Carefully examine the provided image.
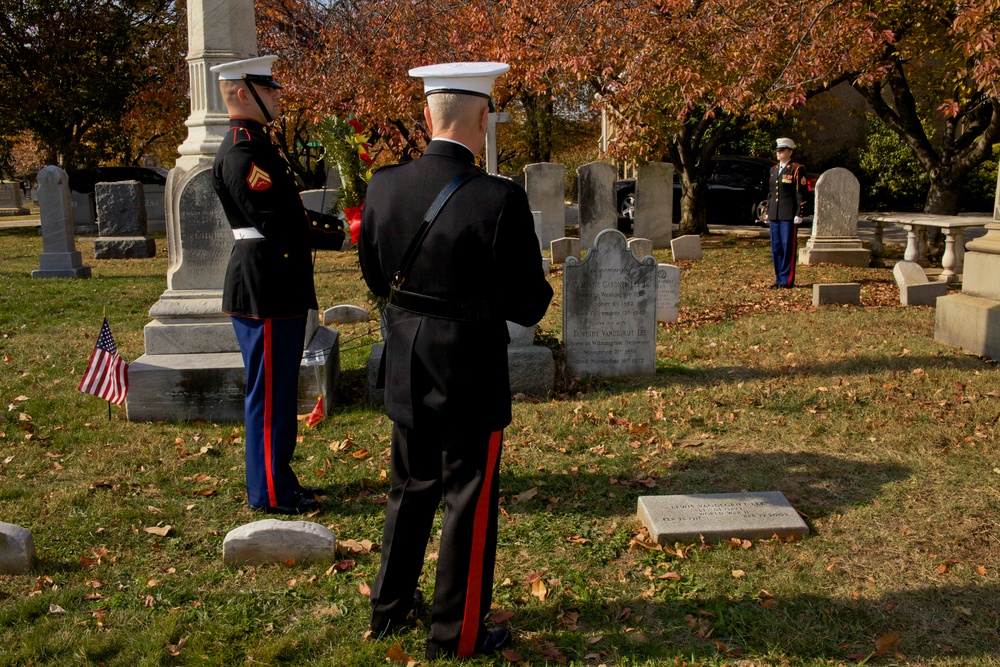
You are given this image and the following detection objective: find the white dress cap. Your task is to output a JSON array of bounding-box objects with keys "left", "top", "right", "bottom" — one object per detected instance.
[
  {"left": 210, "top": 55, "right": 281, "bottom": 87},
  {"left": 408, "top": 62, "right": 511, "bottom": 97},
  {"left": 776, "top": 137, "right": 796, "bottom": 150}
]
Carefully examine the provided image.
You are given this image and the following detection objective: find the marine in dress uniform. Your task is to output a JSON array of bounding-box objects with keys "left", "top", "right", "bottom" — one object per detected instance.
[
  {"left": 210, "top": 56, "right": 347, "bottom": 515},
  {"left": 766, "top": 137, "right": 809, "bottom": 288},
  {"left": 358, "top": 62, "right": 553, "bottom": 659}
]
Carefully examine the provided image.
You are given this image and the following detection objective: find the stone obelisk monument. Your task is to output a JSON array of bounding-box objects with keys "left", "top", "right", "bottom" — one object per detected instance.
[{"left": 127, "top": 0, "right": 337, "bottom": 421}]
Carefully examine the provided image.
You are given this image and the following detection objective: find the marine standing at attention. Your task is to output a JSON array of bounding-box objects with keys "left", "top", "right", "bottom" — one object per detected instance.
[
  {"left": 210, "top": 55, "right": 347, "bottom": 515},
  {"left": 766, "top": 137, "right": 809, "bottom": 289},
  {"left": 358, "top": 62, "right": 553, "bottom": 659}
]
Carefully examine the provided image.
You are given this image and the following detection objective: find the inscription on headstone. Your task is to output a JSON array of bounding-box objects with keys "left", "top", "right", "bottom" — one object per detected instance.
[
  {"left": 168, "top": 168, "right": 233, "bottom": 291},
  {"left": 563, "top": 229, "right": 656, "bottom": 377},
  {"left": 638, "top": 491, "right": 809, "bottom": 544},
  {"left": 656, "top": 263, "right": 680, "bottom": 324}
]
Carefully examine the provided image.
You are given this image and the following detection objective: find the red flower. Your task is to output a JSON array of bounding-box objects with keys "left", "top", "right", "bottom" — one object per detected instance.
[{"left": 348, "top": 119, "right": 364, "bottom": 133}]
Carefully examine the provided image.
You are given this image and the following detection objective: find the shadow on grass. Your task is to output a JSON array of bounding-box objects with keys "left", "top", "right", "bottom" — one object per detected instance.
[
  {"left": 476, "top": 583, "right": 1000, "bottom": 665},
  {"left": 462, "top": 451, "right": 908, "bottom": 524}
]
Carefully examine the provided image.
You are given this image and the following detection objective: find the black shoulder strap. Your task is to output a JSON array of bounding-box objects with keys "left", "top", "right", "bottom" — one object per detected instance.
[{"left": 392, "top": 171, "right": 482, "bottom": 288}]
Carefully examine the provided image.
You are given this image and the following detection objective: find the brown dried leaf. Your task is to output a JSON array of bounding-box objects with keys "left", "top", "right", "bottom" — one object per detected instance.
[
  {"left": 874, "top": 633, "right": 901, "bottom": 656},
  {"left": 501, "top": 649, "right": 523, "bottom": 662},
  {"left": 489, "top": 611, "right": 514, "bottom": 623},
  {"left": 514, "top": 487, "right": 538, "bottom": 503},
  {"left": 143, "top": 525, "right": 171, "bottom": 537},
  {"left": 531, "top": 577, "right": 548, "bottom": 601},
  {"left": 166, "top": 637, "right": 187, "bottom": 657},
  {"left": 359, "top": 581, "right": 371, "bottom": 597}
]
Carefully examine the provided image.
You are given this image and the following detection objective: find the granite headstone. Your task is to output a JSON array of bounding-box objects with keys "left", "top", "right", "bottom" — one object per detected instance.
[
  {"left": 633, "top": 162, "right": 675, "bottom": 248},
  {"left": 524, "top": 163, "right": 565, "bottom": 250},
  {"left": 32, "top": 166, "right": 91, "bottom": 279},
  {"left": 563, "top": 229, "right": 656, "bottom": 377},
  {"left": 577, "top": 161, "right": 617, "bottom": 249},
  {"left": 638, "top": 491, "right": 809, "bottom": 545},
  {"left": 799, "top": 167, "right": 869, "bottom": 267},
  {"left": 656, "top": 263, "right": 680, "bottom": 324}
]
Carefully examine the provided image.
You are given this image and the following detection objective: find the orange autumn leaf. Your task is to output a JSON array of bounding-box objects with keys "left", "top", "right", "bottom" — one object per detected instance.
[
  {"left": 385, "top": 643, "right": 414, "bottom": 664},
  {"left": 874, "top": 632, "right": 901, "bottom": 656}
]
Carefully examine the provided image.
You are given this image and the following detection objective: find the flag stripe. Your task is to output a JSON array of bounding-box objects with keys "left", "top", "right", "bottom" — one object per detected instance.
[{"left": 78, "top": 319, "right": 129, "bottom": 405}]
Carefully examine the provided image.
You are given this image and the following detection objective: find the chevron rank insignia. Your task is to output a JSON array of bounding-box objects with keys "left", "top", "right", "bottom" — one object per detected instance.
[{"left": 247, "top": 163, "right": 272, "bottom": 191}]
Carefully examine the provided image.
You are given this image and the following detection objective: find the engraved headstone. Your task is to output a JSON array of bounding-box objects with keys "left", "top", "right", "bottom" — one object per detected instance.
[
  {"left": 670, "top": 234, "right": 702, "bottom": 261},
  {"left": 656, "top": 263, "right": 680, "bottom": 324},
  {"left": 638, "top": 492, "right": 809, "bottom": 545},
  {"left": 32, "top": 166, "right": 91, "bottom": 279},
  {"left": 0, "top": 522, "right": 36, "bottom": 574},
  {"left": 0, "top": 181, "right": 29, "bottom": 216},
  {"left": 812, "top": 282, "right": 861, "bottom": 306},
  {"left": 222, "top": 519, "right": 337, "bottom": 565},
  {"left": 550, "top": 237, "right": 581, "bottom": 264},
  {"left": 93, "top": 181, "right": 156, "bottom": 259},
  {"left": 563, "top": 229, "right": 656, "bottom": 377},
  {"left": 323, "top": 304, "right": 369, "bottom": 325},
  {"left": 524, "top": 163, "right": 565, "bottom": 250},
  {"left": 71, "top": 192, "right": 98, "bottom": 233},
  {"left": 799, "top": 167, "right": 869, "bottom": 267},
  {"left": 577, "top": 161, "right": 617, "bottom": 249},
  {"left": 633, "top": 162, "right": 675, "bottom": 248},
  {"left": 627, "top": 237, "right": 653, "bottom": 261},
  {"left": 95, "top": 181, "right": 148, "bottom": 236},
  {"left": 893, "top": 261, "right": 947, "bottom": 306}
]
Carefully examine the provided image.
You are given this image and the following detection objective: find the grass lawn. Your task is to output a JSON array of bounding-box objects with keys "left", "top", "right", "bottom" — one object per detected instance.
[{"left": 1, "top": 226, "right": 998, "bottom": 666}]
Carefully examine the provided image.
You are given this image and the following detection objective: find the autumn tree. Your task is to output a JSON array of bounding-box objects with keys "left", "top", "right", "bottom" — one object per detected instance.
[
  {"left": 0, "top": 0, "right": 185, "bottom": 170},
  {"left": 850, "top": 0, "right": 1000, "bottom": 214},
  {"left": 590, "top": 0, "right": 876, "bottom": 234}
]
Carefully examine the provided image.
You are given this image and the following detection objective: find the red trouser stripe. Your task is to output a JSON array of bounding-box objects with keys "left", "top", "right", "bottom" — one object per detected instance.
[
  {"left": 787, "top": 224, "right": 798, "bottom": 286},
  {"left": 263, "top": 319, "right": 277, "bottom": 507},
  {"left": 457, "top": 430, "right": 503, "bottom": 658}
]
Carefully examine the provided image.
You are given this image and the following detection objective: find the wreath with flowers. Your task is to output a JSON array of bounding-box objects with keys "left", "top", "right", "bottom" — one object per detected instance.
[{"left": 320, "top": 115, "right": 374, "bottom": 243}]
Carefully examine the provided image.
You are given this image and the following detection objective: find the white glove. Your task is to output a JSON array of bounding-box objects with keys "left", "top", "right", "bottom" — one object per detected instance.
[{"left": 793, "top": 216, "right": 802, "bottom": 225}]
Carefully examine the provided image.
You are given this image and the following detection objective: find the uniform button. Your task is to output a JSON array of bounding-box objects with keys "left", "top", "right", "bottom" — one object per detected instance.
[
  {"left": 283, "top": 253, "right": 289, "bottom": 259},
  {"left": 324, "top": 223, "right": 330, "bottom": 229}
]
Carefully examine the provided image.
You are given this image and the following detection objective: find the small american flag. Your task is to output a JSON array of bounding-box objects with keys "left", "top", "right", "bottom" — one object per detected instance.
[{"left": 78, "top": 318, "right": 129, "bottom": 405}]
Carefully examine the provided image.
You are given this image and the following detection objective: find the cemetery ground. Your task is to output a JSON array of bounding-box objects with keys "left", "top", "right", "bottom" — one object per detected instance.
[{"left": 1, "top": 226, "right": 998, "bottom": 667}]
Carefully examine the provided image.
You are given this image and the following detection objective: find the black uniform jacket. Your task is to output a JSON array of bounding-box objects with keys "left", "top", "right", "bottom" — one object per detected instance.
[
  {"left": 766, "top": 161, "right": 809, "bottom": 222},
  {"left": 213, "top": 118, "right": 345, "bottom": 319},
  {"left": 358, "top": 140, "right": 553, "bottom": 432}
]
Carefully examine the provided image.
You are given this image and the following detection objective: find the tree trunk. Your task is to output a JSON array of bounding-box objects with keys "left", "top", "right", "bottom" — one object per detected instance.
[
  {"left": 678, "top": 171, "right": 709, "bottom": 235},
  {"left": 923, "top": 177, "right": 961, "bottom": 215}
]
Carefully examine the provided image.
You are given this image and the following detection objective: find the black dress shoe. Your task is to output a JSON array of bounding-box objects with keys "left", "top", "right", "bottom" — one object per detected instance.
[
  {"left": 425, "top": 627, "right": 511, "bottom": 659},
  {"left": 768, "top": 283, "right": 780, "bottom": 289},
  {"left": 250, "top": 495, "right": 320, "bottom": 515},
  {"left": 296, "top": 485, "right": 325, "bottom": 497}
]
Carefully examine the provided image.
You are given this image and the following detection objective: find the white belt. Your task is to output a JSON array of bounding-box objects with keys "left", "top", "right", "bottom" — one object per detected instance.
[{"left": 233, "top": 227, "right": 265, "bottom": 240}]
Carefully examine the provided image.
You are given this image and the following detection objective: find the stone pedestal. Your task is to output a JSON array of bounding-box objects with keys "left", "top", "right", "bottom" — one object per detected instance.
[
  {"left": 798, "top": 168, "right": 869, "bottom": 267},
  {"left": 32, "top": 166, "right": 91, "bottom": 279},
  {"left": 935, "top": 219, "right": 1000, "bottom": 358},
  {"left": 126, "top": 0, "right": 340, "bottom": 421}
]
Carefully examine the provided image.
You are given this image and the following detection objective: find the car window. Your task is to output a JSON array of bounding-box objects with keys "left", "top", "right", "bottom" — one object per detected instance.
[{"left": 711, "top": 160, "right": 765, "bottom": 189}]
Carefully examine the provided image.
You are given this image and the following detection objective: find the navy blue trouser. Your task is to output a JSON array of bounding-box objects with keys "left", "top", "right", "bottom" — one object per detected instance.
[
  {"left": 370, "top": 424, "right": 503, "bottom": 658},
  {"left": 769, "top": 219, "right": 798, "bottom": 286},
  {"left": 232, "top": 315, "right": 306, "bottom": 508}
]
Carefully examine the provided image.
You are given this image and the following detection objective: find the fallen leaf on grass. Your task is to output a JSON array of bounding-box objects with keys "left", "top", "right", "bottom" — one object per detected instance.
[
  {"left": 539, "top": 642, "right": 567, "bottom": 663},
  {"left": 514, "top": 487, "right": 537, "bottom": 503},
  {"left": 282, "top": 557, "right": 295, "bottom": 568},
  {"left": 489, "top": 611, "right": 514, "bottom": 623},
  {"left": 359, "top": 581, "right": 371, "bottom": 597},
  {"left": 501, "top": 649, "right": 523, "bottom": 662},
  {"left": 530, "top": 577, "right": 548, "bottom": 602},
  {"left": 166, "top": 637, "right": 187, "bottom": 657},
  {"left": 975, "top": 566, "right": 987, "bottom": 576},
  {"left": 557, "top": 611, "right": 579, "bottom": 630},
  {"left": 143, "top": 525, "right": 171, "bottom": 537},
  {"left": 386, "top": 643, "right": 415, "bottom": 665},
  {"left": 351, "top": 448, "right": 370, "bottom": 460},
  {"left": 565, "top": 535, "right": 588, "bottom": 544},
  {"left": 875, "top": 632, "right": 901, "bottom": 656},
  {"left": 731, "top": 570, "right": 746, "bottom": 578},
  {"left": 49, "top": 604, "right": 66, "bottom": 614},
  {"left": 955, "top": 606, "right": 973, "bottom": 616},
  {"left": 587, "top": 635, "right": 604, "bottom": 644}
]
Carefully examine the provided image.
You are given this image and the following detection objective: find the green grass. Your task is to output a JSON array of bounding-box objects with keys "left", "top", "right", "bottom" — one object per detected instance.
[{"left": 1, "top": 226, "right": 998, "bottom": 666}]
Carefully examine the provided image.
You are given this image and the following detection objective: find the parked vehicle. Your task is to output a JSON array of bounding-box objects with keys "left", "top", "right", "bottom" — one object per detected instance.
[
  {"left": 66, "top": 166, "right": 168, "bottom": 195},
  {"left": 615, "top": 156, "right": 817, "bottom": 231}
]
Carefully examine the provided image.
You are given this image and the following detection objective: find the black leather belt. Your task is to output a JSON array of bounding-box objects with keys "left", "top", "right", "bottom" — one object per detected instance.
[{"left": 389, "top": 287, "right": 491, "bottom": 321}]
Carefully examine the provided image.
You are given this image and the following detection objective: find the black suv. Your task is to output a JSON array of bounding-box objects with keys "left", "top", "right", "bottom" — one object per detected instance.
[
  {"left": 615, "top": 156, "right": 816, "bottom": 230},
  {"left": 67, "top": 166, "right": 168, "bottom": 195}
]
